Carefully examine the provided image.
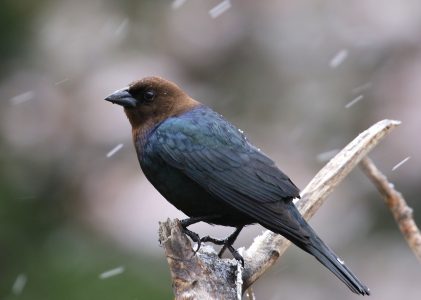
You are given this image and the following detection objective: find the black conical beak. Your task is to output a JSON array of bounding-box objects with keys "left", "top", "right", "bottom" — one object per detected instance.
[{"left": 104, "top": 87, "right": 137, "bottom": 108}]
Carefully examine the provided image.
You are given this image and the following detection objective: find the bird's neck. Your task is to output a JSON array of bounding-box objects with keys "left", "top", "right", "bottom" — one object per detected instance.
[
  {"left": 131, "top": 119, "right": 156, "bottom": 160},
  {"left": 130, "top": 98, "right": 201, "bottom": 159}
]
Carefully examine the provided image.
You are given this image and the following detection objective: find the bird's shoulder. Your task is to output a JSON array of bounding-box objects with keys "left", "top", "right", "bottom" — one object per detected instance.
[
  {"left": 150, "top": 105, "right": 250, "bottom": 152},
  {"left": 146, "top": 106, "right": 300, "bottom": 201}
]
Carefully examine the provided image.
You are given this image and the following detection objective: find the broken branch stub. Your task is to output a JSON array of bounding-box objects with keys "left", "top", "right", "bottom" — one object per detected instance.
[{"left": 159, "top": 219, "right": 240, "bottom": 299}]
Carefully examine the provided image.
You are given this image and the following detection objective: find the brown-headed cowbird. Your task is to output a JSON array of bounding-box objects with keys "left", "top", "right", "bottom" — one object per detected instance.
[{"left": 105, "top": 76, "right": 370, "bottom": 295}]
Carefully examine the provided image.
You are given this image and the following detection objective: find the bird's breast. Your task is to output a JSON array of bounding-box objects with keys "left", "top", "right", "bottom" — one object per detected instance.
[{"left": 138, "top": 144, "right": 253, "bottom": 226}]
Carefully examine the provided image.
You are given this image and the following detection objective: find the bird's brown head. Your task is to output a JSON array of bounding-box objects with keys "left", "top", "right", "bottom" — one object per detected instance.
[{"left": 105, "top": 76, "right": 199, "bottom": 129}]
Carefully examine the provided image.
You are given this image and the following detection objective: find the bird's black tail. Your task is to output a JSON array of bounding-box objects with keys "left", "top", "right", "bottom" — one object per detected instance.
[
  {"left": 270, "top": 203, "right": 370, "bottom": 295},
  {"left": 305, "top": 228, "right": 370, "bottom": 295},
  {"left": 280, "top": 204, "right": 370, "bottom": 295}
]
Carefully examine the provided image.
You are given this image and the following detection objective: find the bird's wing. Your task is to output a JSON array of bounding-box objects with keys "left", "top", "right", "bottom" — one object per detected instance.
[
  {"left": 150, "top": 108, "right": 306, "bottom": 239},
  {"left": 149, "top": 109, "right": 370, "bottom": 296}
]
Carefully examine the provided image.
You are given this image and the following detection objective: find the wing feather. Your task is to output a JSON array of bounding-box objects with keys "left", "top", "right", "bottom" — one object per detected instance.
[{"left": 151, "top": 107, "right": 302, "bottom": 237}]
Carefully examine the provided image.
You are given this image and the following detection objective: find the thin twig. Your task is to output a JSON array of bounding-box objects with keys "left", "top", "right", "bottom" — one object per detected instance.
[{"left": 360, "top": 157, "right": 421, "bottom": 263}]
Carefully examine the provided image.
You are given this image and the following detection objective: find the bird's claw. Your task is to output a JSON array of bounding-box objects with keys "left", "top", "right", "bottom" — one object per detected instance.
[
  {"left": 180, "top": 216, "right": 222, "bottom": 255},
  {"left": 228, "top": 245, "right": 245, "bottom": 267},
  {"left": 181, "top": 226, "right": 201, "bottom": 253},
  {"left": 200, "top": 235, "right": 245, "bottom": 267},
  {"left": 179, "top": 218, "right": 244, "bottom": 266}
]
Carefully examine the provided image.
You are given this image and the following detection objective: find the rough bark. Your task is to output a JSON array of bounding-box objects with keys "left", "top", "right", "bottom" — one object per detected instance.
[{"left": 159, "top": 218, "right": 240, "bottom": 299}]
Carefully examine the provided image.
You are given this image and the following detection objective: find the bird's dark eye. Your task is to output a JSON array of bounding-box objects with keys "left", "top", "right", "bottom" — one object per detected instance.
[{"left": 143, "top": 89, "right": 156, "bottom": 101}]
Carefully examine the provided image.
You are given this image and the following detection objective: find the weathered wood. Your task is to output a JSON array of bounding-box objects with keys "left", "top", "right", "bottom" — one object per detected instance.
[{"left": 159, "top": 218, "right": 240, "bottom": 299}]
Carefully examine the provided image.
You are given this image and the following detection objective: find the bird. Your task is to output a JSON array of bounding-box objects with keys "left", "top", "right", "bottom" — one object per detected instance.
[{"left": 105, "top": 76, "right": 370, "bottom": 295}]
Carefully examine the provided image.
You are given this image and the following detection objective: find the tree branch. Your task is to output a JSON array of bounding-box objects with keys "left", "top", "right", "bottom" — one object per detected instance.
[
  {"left": 158, "top": 119, "right": 401, "bottom": 299},
  {"left": 360, "top": 157, "right": 421, "bottom": 263}
]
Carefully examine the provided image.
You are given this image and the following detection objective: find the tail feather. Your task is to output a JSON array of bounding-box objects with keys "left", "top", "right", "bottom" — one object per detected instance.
[
  {"left": 307, "top": 238, "right": 370, "bottom": 295},
  {"left": 271, "top": 204, "right": 370, "bottom": 295}
]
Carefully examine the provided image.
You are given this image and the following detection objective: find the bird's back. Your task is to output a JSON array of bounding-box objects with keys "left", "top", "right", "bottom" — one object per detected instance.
[
  {"left": 138, "top": 107, "right": 255, "bottom": 226},
  {"left": 137, "top": 105, "right": 299, "bottom": 226}
]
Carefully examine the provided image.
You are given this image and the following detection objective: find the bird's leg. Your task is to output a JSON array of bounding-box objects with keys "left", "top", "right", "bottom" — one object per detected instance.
[
  {"left": 218, "top": 226, "right": 243, "bottom": 257},
  {"left": 200, "top": 226, "right": 244, "bottom": 266},
  {"left": 179, "top": 216, "right": 220, "bottom": 253}
]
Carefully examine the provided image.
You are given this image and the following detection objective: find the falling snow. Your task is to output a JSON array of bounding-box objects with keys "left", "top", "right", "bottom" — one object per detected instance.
[
  {"left": 12, "top": 274, "right": 27, "bottom": 295},
  {"left": 329, "top": 49, "right": 348, "bottom": 68},
  {"left": 317, "top": 149, "right": 340, "bottom": 162},
  {"left": 345, "top": 95, "right": 364, "bottom": 108},
  {"left": 9, "top": 91, "right": 34, "bottom": 105},
  {"left": 99, "top": 266, "right": 125, "bottom": 279},
  {"left": 209, "top": 0, "right": 231, "bottom": 19},
  {"left": 172, "top": 0, "right": 186, "bottom": 10},
  {"left": 352, "top": 82, "right": 372, "bottom": 94},
  {"left": 115, "top": 18, "right": 129, "bottom": 36},
  {"left": 106, "top": 143, "right": 124, "bottom": 158},
  {"left": 54, "top": 78, "right": 70, "bottom": 86},
  {"left": 392, "top": 156, "right": 410, "bottom": 171}
]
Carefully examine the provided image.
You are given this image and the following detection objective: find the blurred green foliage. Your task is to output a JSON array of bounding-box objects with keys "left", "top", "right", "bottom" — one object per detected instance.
[
  {"left": 0, "top": 0, "right": 46, "bottom": 77},
  {"left": 0, "top": 140, "right": 172, "bottom": 299},
  {"left": 0, "top": 2, "right": 174, "bottom": 297}
]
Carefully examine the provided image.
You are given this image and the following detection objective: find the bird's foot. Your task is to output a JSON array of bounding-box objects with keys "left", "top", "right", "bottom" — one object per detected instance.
[
  {"left": 180, "top": 216, "right": 223, "bottom": 254},
  {"left": 200, "top": 235, "right": 245, "bottom": 267},
  {"left": 180, "top": 219, "right": 202, "bottom": 253},
  {"left": 179, "top": 218, "right": 244, "bottom": 266}
]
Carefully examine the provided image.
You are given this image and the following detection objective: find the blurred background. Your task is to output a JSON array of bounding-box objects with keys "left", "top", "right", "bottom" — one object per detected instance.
[{"left": 1, "top": 0, "right": 420, "bottom": 299}]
